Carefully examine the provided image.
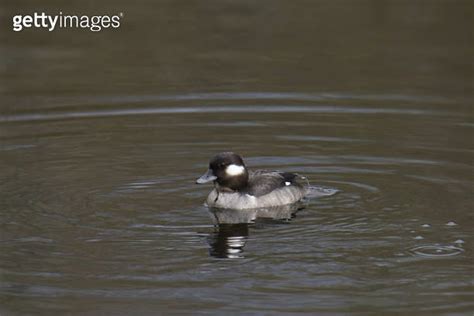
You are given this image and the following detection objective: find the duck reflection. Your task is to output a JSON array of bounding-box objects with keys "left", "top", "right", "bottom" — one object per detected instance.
[
  {"left": 207, "top": 223, "right": 249, "bottom": 258},
  {"left": 206, "top": 203, "right": 304, "bottom": 258}
]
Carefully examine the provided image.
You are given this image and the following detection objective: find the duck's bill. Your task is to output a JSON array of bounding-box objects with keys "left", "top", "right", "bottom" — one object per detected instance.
[{"left": 196, "top": 169, "right": 217, "bottom": 184}]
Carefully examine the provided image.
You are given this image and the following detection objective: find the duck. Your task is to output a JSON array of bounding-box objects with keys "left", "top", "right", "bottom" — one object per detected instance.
[{"left": 196, "top": 152, "right": 309, "bottom": 210}]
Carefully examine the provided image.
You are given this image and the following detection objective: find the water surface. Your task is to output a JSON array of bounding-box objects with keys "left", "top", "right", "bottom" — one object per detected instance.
[{"left": 1, "top": 1, "right": 473, "bottom": 315}]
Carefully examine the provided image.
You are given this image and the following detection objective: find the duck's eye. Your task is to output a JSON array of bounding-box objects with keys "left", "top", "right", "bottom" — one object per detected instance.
[{"left": 219, "top": 163, "right": 226, "bottom": 168}]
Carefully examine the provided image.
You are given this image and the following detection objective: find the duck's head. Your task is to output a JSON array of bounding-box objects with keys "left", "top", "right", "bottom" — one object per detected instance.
[{"left": 196, "top": 152, "right": 249, "bottom": 191}]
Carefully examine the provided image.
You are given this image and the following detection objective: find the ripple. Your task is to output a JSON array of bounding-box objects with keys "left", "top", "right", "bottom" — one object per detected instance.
[
  {"left": 0, "top": 105, "right": 445, "bottom": 123},
  {"left": 115, "top": 176, "right": 189, "bottom": 193},
  {"left": 323, "top": 180, "right": 379, "bottom": 193},
  {"left": 7, "top": 92, "right": 455, "bottom": 108},
  {"left": 276, "top": 135, "right": 369, "bottom": 143},
  {"left": 305, "top": 186, "right": 339, "bottom": 198},
  {"left": 409, "top": 245, "right": 464, "bottom": 257},
  {"left": 296, "top": 166, "right": 393, "bottom": 175},
  {"left": 406, "top": 175, "right": 469, "bottom": 185},
  {"left": 149, "top": 92, "right": 450, "bottom": 103},
  {"left": 340, "top": 155, "right": 442, "bottom": 166},
  {"left": 0, "top": 144, "right": 37, "bottom": 151}
]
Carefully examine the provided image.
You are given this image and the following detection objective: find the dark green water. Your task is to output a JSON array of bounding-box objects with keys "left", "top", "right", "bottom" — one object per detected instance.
[{"left": 1, "top": 1, "right": 473, "bottom": 315}]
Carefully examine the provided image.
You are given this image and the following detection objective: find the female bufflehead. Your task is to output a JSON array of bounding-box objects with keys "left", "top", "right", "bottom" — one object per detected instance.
[{"left": 196, "top": 152, "right": 309, "bottom": 210}]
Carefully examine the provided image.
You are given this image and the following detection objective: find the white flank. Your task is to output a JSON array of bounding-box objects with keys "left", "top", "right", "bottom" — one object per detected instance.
[
  {"left": 226, "top": 164, "right": 245, "bottom": 176},
  {"left": 285, "top": 181, "right": 291, "bottom": 186}
]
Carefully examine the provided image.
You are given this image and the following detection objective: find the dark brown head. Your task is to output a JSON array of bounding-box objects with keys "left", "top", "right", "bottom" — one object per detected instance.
[{"left": 196, "top": 152, "right": 249, "bottom": 191}]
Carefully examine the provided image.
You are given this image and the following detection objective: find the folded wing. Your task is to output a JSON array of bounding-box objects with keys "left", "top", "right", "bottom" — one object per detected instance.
[{"left": 246, "top": 170, "right": 301, "bottom": 197}]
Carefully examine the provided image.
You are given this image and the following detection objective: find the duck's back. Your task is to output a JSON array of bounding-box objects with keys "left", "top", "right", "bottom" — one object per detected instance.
[{"left": 246, "top": 170, "right": 302, "bottom": 196}]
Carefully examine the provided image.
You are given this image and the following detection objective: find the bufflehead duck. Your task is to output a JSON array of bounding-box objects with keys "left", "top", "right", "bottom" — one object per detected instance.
[{"left": 196, "top": 152, "right": 309, "bottom": 209}]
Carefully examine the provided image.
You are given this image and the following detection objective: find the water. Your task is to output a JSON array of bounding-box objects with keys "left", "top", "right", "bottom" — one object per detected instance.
[{"left": 1, "top": 1, "right": 473, "bottom": 315}]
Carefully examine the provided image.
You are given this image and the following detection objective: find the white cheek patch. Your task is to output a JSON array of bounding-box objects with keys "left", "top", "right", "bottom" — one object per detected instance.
[
  {"left": 226, "top": 164, "right": 245, "bottom": 176},
  {"left": 285, "top": 181, "right": 291, "bottom": 186}
]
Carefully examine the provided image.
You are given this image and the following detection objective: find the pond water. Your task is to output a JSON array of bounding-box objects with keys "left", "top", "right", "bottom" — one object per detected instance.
[{"left": 1, "top": 1, "right": 473, "bottom": 315}]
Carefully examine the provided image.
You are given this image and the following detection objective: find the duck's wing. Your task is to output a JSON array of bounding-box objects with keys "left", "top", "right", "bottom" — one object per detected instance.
[{"left": 246, "top": 170, "right": 301, "bottom": 197}]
